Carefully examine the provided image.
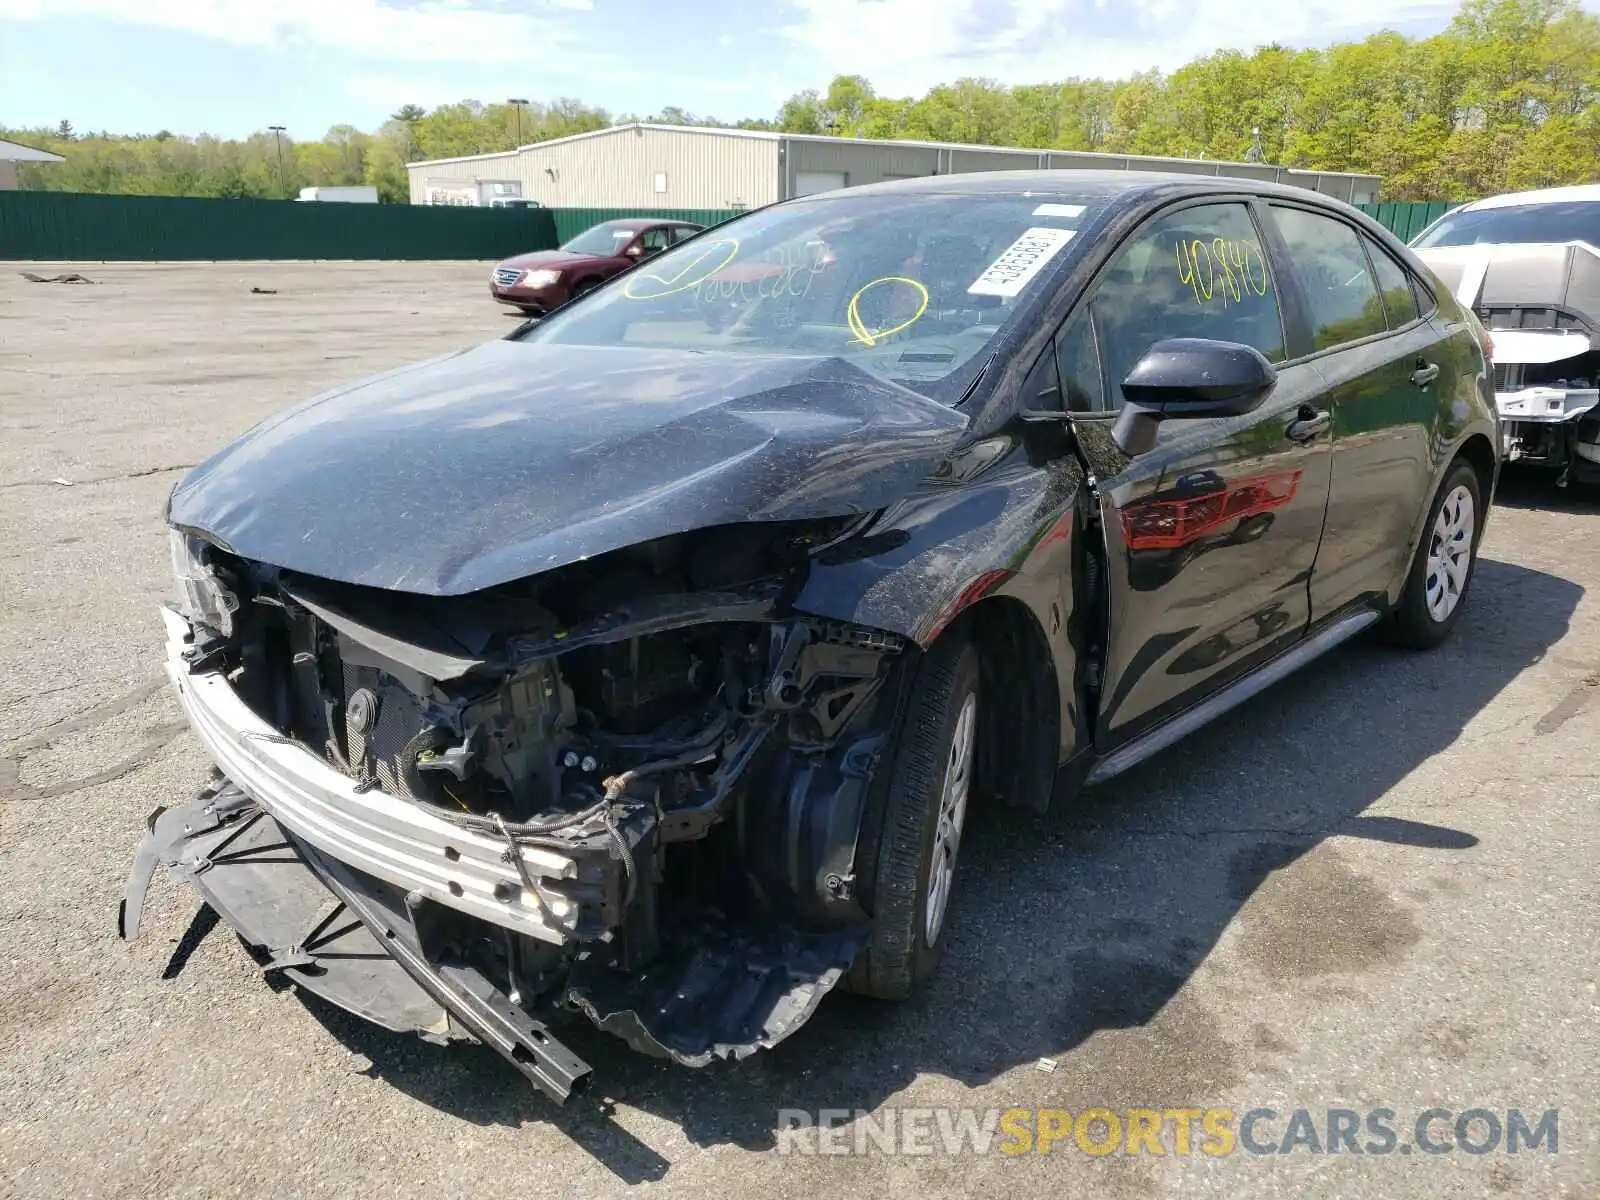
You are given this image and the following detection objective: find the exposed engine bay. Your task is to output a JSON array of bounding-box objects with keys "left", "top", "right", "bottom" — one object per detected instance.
[
  {"left": 1490, "top": 349, "right": 1600, "bottom": 475},
  {"left": 124, "top": 518, "right": 917, "bottom": 1100},
  {"left": 1416, "top": 239, "right": 1600, "bottom": 483}
]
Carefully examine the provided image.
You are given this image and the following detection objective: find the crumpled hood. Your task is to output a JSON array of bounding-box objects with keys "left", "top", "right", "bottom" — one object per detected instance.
[{"left": 167, "top": 339, "right": 969, "bottom": 595}]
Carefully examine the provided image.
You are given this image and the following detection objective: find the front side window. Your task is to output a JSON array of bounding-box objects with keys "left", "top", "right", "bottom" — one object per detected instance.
[
  {"left": 1271, "top": 206, "right": 1387, "bottom": 350},
  {"left": 1087, "top": 203, "right": 1286, "bottom": 410},
  {"left": 522, "top": 191, "right": 1110, "bottom": 401},
  {"left": 636, "top": 227, "right": 671, "bottom": 254}
]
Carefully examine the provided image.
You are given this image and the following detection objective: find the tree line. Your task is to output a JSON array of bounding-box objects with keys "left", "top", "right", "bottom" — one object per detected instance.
[{"left": 5, "top": 0, "right": 1596, "bottom": 203}]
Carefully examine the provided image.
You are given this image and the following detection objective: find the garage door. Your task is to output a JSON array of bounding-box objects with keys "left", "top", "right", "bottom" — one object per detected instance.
[{"left": 794, "top": 171, "right": 847, "bottom": 196}]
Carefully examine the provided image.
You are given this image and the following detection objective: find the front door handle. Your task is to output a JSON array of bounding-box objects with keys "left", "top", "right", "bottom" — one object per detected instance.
[
  {"left": 1286, "top": 407, "right": 1331, "bottom": 443},
  {"left": 1411, "top": 360, "right": 1441, "bottom": 387}
]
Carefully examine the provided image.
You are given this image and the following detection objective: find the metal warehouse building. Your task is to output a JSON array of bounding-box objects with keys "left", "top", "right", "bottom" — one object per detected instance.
[{"left": 408, "top": 123, "right": 1382, "bottom": 210}]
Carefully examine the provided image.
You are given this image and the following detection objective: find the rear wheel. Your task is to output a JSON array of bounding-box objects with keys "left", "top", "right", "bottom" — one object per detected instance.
[
  {"left": 1385, "top": 459, "right": 1482, "bottom": 649},
  {"left": 849, "top": 636, "right": 980, "bottom": 1001}
]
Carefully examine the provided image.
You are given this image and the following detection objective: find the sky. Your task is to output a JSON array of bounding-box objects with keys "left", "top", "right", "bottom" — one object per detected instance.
[{"left": 0, "top": 0, "right": 1497, "bottom": 140}]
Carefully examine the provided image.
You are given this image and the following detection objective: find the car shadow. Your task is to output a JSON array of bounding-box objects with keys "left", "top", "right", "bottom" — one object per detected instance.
[
  {"left": 1493, "top": 468, "right": 1597, "bottom": 514},
  {"left": 288, "top": 555, "right": 1579, "bottom": 1180}
]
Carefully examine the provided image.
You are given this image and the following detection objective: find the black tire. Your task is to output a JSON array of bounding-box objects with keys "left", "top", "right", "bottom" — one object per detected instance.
[
  {"left": 572, "top": 278, "right": 600, "bottom": 300},
  {"left": 1385, "top": 458, "right": 1482, "bottom": 649},
  {"left": 849, "top": 636, "right": 980, "bottom": 1001}
]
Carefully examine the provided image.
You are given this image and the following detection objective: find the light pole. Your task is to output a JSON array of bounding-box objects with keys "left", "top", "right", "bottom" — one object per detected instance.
[
  {"left": 508, "top": 99, "right": 528, "bottom": 147},
  {"left": 267, "top": 125, "right": 287, "bottom": 197}
]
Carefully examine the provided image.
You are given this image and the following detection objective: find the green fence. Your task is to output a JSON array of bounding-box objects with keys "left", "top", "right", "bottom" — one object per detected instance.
[
  {"left": 1, "top": 190, "right": 1460, "bottom": 261},
  {"left": 1355, "top": 201, "right": 1456, "bottom": 242},
  {"left": 0, "top": 190, "right": 559, "bottom": 261},
  {"left": 548, "top": 207, "right": 745, "bottom": 244}
]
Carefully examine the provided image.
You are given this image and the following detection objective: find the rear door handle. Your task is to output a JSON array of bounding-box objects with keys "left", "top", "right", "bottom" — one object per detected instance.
[
  {"left": 1411, "top": 361, "right": 1441, "bottom": 387},
  {"left": 1286, "top": 408, "right": 1331, "bottom": 443}
]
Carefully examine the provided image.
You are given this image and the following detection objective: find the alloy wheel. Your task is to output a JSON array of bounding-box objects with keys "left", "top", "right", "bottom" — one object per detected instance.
[
  {"left": 925, "top": 691, "right": 976, "bottom": 946},
  {"left": 1425, "top": 484, "right": 1475, "bottom": 622}
]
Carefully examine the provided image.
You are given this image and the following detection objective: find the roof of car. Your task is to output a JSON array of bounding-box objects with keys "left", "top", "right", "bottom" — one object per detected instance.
[
  {"left": 1458, "top": 184, "right": 1600, "bottom": 212},
  {"left": 821, "top": 169, "right": 1347, "bottom": 206},
  {"left": 599, "top": 217, "right": 699, "bottom": 230}
]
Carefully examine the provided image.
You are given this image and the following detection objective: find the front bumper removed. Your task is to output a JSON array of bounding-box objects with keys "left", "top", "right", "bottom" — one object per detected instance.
[{"left": 120, "top": 608, "right": 862, "bottom": 1103}]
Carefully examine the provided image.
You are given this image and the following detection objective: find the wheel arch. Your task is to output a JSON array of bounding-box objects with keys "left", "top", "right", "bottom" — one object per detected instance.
[
  {"left": 1455, "top": 431, "right": 1497, "bottom": 516},
  {"left": 1392, "top": 432, "right": 1498, "bottom": 605},
  {"left": 942, "top": 595, "right": 1060, "bottom": 814}
]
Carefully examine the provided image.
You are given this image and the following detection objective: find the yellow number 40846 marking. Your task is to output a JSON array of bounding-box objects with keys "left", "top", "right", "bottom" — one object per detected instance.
[
  {"left": 846, "top": 276, "right": 930, "bottom": 346},
  {"left": 1174, "top": 238, "right": 1270, "bottom": 306}
]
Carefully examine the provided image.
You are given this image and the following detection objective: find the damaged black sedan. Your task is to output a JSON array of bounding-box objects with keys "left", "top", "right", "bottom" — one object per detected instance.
[{"left": 123, "top": 172, "right": 1498, "bottom": 1103}]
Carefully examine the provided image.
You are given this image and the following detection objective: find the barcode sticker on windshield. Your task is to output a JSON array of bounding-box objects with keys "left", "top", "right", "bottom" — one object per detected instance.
[{"left": 968, "top": 227, "right": 1076, "bottom": 297}]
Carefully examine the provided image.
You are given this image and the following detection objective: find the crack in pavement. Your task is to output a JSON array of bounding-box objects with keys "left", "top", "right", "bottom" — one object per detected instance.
[
  {"left": 3, "top": 678, "right": 167, "bottom": 757},
  {"left": 0, "top": 464, "right": 195, "bottom": 490},
  {"left": 1, "top": 679, "right": 185, "bottom": 803},
  {"left": 14, "top": 722, "right": 189, "bottom": 802}
]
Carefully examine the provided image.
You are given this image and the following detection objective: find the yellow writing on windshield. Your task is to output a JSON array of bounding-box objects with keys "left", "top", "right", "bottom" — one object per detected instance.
[
  {"left": 846, "top": 276, "right": 930, "bottom": 346},
  {"left": 1175, "top": 238, "right": 1270, "bottom": 306},
  {"left": 622, "top": 237, "right": 741, "bottom": 300}
]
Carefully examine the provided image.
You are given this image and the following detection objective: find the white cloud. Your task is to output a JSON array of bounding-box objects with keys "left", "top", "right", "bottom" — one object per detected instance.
[
  {"left": 0, "top": 0, "right": 591, "bottom": 63},
  {"left": 781, "top": 0, "right": 1463, "bottom": 92}
]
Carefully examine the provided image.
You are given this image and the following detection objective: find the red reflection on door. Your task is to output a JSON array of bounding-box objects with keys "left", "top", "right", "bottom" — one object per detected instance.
[{"left": 1121, "top": 468, "right": 1303, "bottom": 551}]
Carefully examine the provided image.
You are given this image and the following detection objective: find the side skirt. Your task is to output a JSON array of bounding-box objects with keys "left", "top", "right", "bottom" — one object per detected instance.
[{"left": 1085, "top": 608, "right": 1382, "bottom": 786}]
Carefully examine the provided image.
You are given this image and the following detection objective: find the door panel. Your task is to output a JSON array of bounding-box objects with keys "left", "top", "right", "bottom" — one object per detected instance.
[
  {"left": 1055, "top": 198, "right": 1335, "bottom": 747},
  {"left": 1307, "top": 322, "right": 1445, "bottom": 615},
  {"left": 1264, "top": 205, "right": 1447, "bottom": 617},
  {"left": 1082, "top": 365, "right": 1332, "bottom": 743}
]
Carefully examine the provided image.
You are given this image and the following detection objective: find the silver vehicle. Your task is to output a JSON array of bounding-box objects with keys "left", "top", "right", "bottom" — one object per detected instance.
[{"left": 1413, "top": 185, "right": 1600, "bottom": 489}]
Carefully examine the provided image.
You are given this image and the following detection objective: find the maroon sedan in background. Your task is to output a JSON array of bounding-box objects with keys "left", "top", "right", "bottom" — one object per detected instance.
[{"left": 490, "top": 218, "right": 705, "bottom": 314}]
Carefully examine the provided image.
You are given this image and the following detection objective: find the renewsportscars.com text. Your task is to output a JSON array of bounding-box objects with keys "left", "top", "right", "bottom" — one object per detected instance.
[{"left": 776, "top": 1106, "right": 1560, "bottom": 1158}]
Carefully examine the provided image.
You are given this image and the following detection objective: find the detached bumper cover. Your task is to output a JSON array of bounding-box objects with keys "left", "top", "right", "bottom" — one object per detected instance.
[{"left": 120, "top": 780, "right": 595, "bottom": 1103}]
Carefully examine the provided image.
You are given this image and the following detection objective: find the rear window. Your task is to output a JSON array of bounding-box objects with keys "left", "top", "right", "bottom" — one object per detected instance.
[{"left": 1413, "top": 201, "right": 1600, "bottom": 248}]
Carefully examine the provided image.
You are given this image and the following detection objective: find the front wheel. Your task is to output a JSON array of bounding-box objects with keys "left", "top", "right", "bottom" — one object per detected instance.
[
  {"left": 1385, "top": 459, "right": 1482, "bottom": 649},
  {"left": 849, "top": 636, "right": 980, "bottom": 1001}
]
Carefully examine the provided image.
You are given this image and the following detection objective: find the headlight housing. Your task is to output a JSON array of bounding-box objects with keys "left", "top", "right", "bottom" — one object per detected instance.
[
  {"left": 168, "top": 529, "right": 239, "bottom": 637},
  {"left": 522, "top": 268, "right": 562, "bottom": 287}
]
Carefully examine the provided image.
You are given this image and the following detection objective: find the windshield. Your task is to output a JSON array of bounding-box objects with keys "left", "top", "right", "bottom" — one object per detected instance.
[
  {"left": 1414, "top": 201, "right": 1600, "bottom": 248},
  {"left": 561, "top": 221, "right": 640, "bottom": 255},
  {"left": 519, "top": 192, "right": 1099, "bottom": 400}
]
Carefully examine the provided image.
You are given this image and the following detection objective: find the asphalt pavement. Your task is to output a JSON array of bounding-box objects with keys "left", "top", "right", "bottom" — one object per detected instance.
[{"left": 0, "top": 262, "right": 1594, "bottom": 1199}]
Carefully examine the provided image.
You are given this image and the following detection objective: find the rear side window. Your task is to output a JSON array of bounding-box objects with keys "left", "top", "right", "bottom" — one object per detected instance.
[
  {"left": 671, "top": 225, "right": 700, "bottom": 244},
  {"left": 1364, "top": 238, "right": 1420, "bottom": 328},
  {"left": 1271, "top": 206, "right": 1387, "bottom": 349},
  {"left": 1086, "top": 202, "right": 1286, "bottom": 409}
]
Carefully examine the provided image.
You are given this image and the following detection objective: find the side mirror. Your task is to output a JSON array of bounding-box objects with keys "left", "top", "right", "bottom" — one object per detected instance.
[
  {"left": 1111, "top": 339, "right": 1277, "bottom": 456},
  {"left": 624, "top": 244, "right": 645, "bottom": 259}
]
